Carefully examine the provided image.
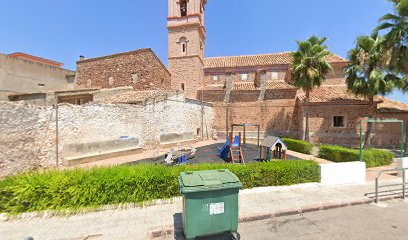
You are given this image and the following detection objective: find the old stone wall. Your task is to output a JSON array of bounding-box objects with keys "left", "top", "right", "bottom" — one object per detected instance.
[
  {"left": 0, "top": 95, "right": 214, "bottom": 177},
  {"left": 75, "top": 49, "right": 171, "bottom": 91},
  {"left": 0, "top": 102, "right": 56, "bottom": 177},
  {"left": 169, "top": 56, "right": 204, "bottom": 98}
]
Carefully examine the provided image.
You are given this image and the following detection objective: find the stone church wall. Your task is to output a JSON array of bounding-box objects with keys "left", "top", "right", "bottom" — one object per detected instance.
[{"left": 211, "top": 99, "right": 301, "bottom": 140}]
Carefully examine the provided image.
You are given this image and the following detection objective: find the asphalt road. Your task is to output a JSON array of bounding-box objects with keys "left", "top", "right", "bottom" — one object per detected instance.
[
  {"left": 237, "top": 200, "right": 408, "bottom": 240},
  {"left": 169, "top": 200, "right": 408, "bottom": 240}
]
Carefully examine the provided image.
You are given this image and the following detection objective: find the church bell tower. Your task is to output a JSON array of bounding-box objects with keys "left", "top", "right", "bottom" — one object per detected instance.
[{"left": 168, "top": 0, "right": 207, "bottom": 99}]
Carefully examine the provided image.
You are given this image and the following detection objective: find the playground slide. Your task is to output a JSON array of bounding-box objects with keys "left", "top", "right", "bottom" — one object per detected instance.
[
  {"left": 218, "top": 139, "right": 230, "bottom": 159},
  {"left": 218, "top": 136, "right": 240, "bottom": 159}
]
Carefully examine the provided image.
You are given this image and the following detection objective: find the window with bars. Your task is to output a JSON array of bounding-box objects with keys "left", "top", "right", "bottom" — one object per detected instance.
[{"left": 333, "top": 116, "right": 345, "bottom": 128}]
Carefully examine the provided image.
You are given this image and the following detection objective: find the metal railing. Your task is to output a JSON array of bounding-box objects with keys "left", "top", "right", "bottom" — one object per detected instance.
[{"left": 375, "top": 168, "right": 407, "bottom": 203}]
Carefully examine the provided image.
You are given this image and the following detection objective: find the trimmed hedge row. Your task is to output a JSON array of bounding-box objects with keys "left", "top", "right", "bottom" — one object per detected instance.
[
  {"left": 318, "top": 145, "right": 394, "bottom": 168},
  {"left": 0, "top": 161, "right": 320, "bottom": 214},
  {"left": 282, "top": 138, "right": 313, "bottom": 154}
]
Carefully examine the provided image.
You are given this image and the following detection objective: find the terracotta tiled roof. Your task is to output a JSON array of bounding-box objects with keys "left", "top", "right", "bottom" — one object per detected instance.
[
  {"left": 99, "top": 90, "right": 175, "bottom": 104},
  {"left": 298, "top": 86, "right": 408, "bottom": 110},
  {"left": 266, "top": 81, "right": 297, "bottom": 90},
  {"left": 232, "top": 82, "right": 259, "bottom": 91},
  {"left": 376, "top": 96, "right": 408, "bottom": 112},
  {"left": 8, "top": 52, "right": 64, "bottom": 67},
  {"left": 204, "top": 52, "right": 347, "bottom": 69},
  {"left": 298, "top": 86, "right": 368, "bottom": 104}
]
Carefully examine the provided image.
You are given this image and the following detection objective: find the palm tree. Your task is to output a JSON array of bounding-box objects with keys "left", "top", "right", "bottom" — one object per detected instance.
[
  {"left": 292, "top": 35, "right": 333, "bottom": 142},
  {"left": 374, "top": 0, "right": 408, "bottom": 75},
  {"left": 346, "top": 34, "right": 401, "bottom": 148}
]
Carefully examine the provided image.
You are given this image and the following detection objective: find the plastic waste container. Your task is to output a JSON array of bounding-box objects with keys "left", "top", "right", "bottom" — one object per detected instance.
[{"left": 178, "top": 169, "right": 242, "bottom": 239}]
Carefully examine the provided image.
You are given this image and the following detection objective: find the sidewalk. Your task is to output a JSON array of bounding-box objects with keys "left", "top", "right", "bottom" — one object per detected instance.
[{"left": 0, "top": 180, "right": 403, "bottom": 240}]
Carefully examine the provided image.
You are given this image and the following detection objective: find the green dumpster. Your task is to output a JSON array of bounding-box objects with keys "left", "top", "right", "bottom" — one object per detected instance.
[{"left": 178, "top": 169, "right": 242, "bottom": 240}]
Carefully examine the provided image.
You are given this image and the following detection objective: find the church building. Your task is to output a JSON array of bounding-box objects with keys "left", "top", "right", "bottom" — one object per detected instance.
[{"left": 166, "top": 0, "right": 408, "bottom": 148}]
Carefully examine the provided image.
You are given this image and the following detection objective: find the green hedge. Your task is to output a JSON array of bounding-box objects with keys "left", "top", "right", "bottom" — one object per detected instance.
[
  {"left": 318, "top": 145, "right": 394, "bottom": 168},
  {"left": 282, "top": 138, "right": 313, "bottom": 154},
  {"left": 0, "top": 161, "right": 319, "bottom": 214}
]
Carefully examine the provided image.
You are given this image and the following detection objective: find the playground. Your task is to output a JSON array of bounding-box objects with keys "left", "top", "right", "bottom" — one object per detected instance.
[
  {"left": 128, "top": 124, "right": 301, "bottom": 165},
  {"left": 129, "top": 141, "right": 300, "bottom": 166},
  {"left": 191, "top": 142, "right": 300, "bottom": 164}
]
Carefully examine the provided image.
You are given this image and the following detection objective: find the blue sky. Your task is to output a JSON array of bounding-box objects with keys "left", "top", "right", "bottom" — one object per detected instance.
[{"left": 1, "top": 0, "right": 407, "bottom": 103}]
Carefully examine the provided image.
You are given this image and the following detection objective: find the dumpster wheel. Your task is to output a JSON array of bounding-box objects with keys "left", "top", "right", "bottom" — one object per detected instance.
[{"left": 230, "top": 232, "right": 240, "bottom": 240}]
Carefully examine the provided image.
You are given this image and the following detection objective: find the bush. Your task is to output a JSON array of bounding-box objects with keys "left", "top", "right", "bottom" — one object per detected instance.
[
  {"left": 0, "top": 161, "right": 319, "bottom": 214},
  {"left": 318, "top": 145, "right": 394, "bottom": 168},
  {"left": 282, "top": 138, "right": 313, "bottom": 154}
]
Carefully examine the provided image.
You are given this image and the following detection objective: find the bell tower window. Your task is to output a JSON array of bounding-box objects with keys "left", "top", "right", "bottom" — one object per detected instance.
[
  {"left": 180, "top": 0, "right": 187, "bottom": 17},
  {"left": 179, "top": 37, "right": 188, "bottom": 55}
]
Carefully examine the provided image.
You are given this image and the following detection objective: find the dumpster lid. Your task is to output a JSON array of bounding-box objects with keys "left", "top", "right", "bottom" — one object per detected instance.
[{"left": 180, "top": 169, "right": 240, "bottom": 187}]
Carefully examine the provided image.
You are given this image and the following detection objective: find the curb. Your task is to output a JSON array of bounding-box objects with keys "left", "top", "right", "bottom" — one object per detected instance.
[{"left": 147, "top": 196, "right": 402, "bottom": 239}]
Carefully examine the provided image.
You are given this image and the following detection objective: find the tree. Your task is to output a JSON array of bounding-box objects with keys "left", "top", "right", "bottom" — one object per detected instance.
[
  {"left": 374, "top": 0, "right": 408, "bottom": 78},
  {"left": 346, "top": 35, "right": 402, "bottom": 148},
  {"left": 292, "top": 35, "right": 333, "bottom": 142}
]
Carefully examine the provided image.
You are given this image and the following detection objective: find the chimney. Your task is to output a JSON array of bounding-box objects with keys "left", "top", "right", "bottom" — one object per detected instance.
[
  {"left": 79, "top": 55, "right": 86, "bottom": 61},
  {"left": 255, "top": 69, "right": 266, "bottom": 88}
]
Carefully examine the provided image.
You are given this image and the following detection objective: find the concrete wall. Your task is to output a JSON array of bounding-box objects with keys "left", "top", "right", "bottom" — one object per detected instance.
[
  {"left": 0, "top": 94, "right": 214, "bottom": 177},
  {"left": 396, "top": 157, "right": 408, "bottom": 177},
  {"left": 0, "top": 53, "right": 75, "bottom": 101},
  {"left": 320, "top": 162, "right": 366, "bottom": 185}
]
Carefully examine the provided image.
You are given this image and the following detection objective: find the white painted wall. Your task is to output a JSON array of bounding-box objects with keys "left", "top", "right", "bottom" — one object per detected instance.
[
  {"left": 396, "top": 157, "right": 408, "bottom": 178},
  {"left": 320, "top": 162, "right": 366, "bottom": 185}
]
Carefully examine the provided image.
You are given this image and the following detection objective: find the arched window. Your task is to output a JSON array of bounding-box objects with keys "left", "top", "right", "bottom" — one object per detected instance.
[
  {"left": 180, "top": 0, "right": 187, "bottom": 17},
  {"left": 179, "top": 37, "right": 187, "bottom": 55}
]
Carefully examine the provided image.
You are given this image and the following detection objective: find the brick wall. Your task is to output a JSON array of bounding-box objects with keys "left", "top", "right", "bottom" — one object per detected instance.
[
  {"left": 209, "top": 95, "right": 300, "bottom": 139},
  {"left": 372, "top": 112, "right": 408, "bottom": 150},
  {"left": 75, "top": 49, "right": 171, "bottom": 91}
]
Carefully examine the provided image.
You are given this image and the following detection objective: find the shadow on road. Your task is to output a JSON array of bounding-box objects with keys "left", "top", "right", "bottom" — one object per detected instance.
[{"left": 172, "top": 213, "right": 239, "bottom": 240}]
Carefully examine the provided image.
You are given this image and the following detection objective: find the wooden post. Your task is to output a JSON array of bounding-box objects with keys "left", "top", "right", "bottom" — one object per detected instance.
[{"left": 257, "top": 125, "right": 260, "bottom": 149}]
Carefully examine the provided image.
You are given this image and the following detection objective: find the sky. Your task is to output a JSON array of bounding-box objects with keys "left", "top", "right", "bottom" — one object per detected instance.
[{"left": 0, "top": 0, "right": 407, "bottom": 103}]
